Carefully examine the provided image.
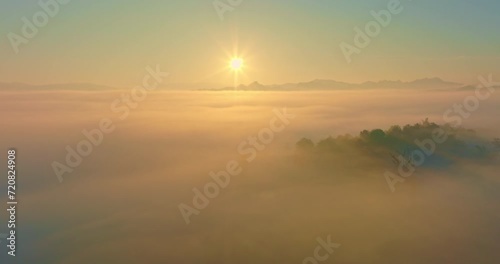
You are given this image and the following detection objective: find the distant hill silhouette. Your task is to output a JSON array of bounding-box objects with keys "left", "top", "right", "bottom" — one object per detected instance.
[
  {"left": 2, "top": 78, "right": 497, "bottom": 91},
  {"left": 205, "top": 78, "right": 482, "bottom": 91},
  {"left": 0, "top": 82, "right": 118, "bottom": 91}
]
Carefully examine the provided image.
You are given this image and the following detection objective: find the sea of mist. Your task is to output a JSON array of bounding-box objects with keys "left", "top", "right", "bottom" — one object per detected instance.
[{"left": 0, "top": 88, "right": 499, "bottom": 263}]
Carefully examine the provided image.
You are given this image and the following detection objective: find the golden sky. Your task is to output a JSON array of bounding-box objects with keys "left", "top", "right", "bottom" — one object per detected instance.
[{"left": 1, "top": 0, "right": 499, "bottom": 87}]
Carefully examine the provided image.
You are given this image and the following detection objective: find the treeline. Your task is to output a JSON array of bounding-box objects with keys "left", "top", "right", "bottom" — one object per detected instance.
[{"left": 295, "top": 119, "right": 499, "bottom": 168}]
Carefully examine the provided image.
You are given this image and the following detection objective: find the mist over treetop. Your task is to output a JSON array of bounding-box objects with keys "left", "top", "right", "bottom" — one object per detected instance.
[{"left": 295, "top": 119, "right": 500, "bottom": 170}]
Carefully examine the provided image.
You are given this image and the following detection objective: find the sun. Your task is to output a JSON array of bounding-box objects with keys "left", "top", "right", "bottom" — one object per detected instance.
[{"left": 229, "top": 58, "right": 243, "bottom": 71}]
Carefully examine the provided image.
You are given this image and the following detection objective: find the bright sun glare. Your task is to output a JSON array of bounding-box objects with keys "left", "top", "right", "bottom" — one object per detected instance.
[{"left": 229, "top": 58, "right": 243, "bottom": 71}]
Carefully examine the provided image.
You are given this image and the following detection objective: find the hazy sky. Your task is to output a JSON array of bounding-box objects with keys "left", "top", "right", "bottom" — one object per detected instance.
[{"left": 1, "top": 0, "right": 499, "bottom": 87}]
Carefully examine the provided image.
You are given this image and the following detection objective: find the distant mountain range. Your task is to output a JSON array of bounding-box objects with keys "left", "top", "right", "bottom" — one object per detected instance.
[
  {"left": 208, "top": 78, "right": 466, "bottom": 91},
  {"left": 0, "top": 82, "right": 117, "bottom": 91},
  {"left": 1, "top": 78, "right": 497, "bottom": 91}
]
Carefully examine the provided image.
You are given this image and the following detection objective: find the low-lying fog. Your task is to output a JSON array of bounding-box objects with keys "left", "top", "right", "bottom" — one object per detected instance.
[{"left": 1, "top": 89, "right": 499, "bottom": 263}]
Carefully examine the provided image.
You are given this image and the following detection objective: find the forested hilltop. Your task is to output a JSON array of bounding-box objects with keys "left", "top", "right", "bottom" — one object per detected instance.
[{"left": 295, "top": 119, "right": 500, "bottom": 169}]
